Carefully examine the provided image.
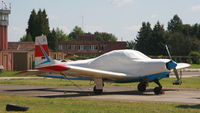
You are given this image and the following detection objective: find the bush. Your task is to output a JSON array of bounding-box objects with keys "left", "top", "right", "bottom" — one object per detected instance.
[{"left": 188, "top": 51, "right": 200, "bottom": 64}]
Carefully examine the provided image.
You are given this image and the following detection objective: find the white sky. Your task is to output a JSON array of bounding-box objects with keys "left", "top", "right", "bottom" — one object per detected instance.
[{"left": 3, "top": 0, "right": 200, "bottom": 41}]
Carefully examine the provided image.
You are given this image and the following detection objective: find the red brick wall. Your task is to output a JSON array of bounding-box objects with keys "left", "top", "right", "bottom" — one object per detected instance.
[
  {"left": 0, "top": 26, "right": 8, "bottom": 50},
  {"left": 0, "top": 52, "right": 13, "bottom": 71}
]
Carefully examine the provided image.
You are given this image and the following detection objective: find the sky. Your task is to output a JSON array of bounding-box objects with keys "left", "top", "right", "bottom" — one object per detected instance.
[{"left": 2, "top": 0, "right": 200, "bottom": 41}]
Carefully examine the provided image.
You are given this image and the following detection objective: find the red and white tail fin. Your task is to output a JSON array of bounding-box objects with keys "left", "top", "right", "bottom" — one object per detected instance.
[{"left": 35, "top": 35, "right": 55, "bottom": 68}]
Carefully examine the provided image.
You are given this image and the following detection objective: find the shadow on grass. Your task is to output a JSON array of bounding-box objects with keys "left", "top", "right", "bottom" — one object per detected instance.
[
  {"left": 176, "top": 104, "right": 200, "bottom": 109},
  {"left": 4, "top": 87, "right": 176, "bottom": 98}
]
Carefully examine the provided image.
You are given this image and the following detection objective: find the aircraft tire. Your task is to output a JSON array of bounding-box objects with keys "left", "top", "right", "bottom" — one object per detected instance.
[
  {"left": 137, "top": 82, "right": 147, "bottom": 92},
  {"left": 154, "top": 87, "right": 162, "bottom": 95}
]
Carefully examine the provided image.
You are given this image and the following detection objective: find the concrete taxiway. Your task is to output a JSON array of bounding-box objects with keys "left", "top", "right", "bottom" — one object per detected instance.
[{"left": 0, "top": 84, "right": 199, "bottom": 104}]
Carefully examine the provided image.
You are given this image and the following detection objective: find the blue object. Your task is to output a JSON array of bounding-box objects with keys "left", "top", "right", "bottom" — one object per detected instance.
[{"left": 166, "top": 61, "right": 177, "bottom": 70}]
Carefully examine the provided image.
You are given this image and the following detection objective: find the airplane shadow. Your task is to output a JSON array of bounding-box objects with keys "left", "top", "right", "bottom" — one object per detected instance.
[
  {"left": 5, "top": 87, "right": 176, "bottom": 98},
  {"left": 176, "top": 104, "right": 200, "bottom": 109}
]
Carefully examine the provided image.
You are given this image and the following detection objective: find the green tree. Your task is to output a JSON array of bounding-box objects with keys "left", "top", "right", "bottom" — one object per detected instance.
[
  {"left": 68, "top": 26, "right": 84, "bottom": 40},
  {"left": 182, "top": 24, "right": 192, "bottom": 36},
  {"left": 191, "top": 24, "right": 200, "bottom": 40},
  {"left": 94, "top": 32, "right": 117, "bottom": 41},
  {"left": 167, "top": 15, "right": 183, "bottom": 32},
  {"left": 25, "top": 9, "right": 50, "bottom": 41},
  {"left": 166, "top": 32, "right": 200, "bottom": 56},
  {"left": 46, "top": 28, "right": 68, "bottom": 50},
  {"left": 26, "top": 9, "right": 37, "bottom": 41},
  {"left": 135, "top": 22, "right": 152, "bottom": 54},
  {"left": 20, "top": 33, "right": 32, "bottom": 42},
  {"left": 47, "top": 29, "right": 58, "bottom": 51},
  {"left": 150, "top": 22, "right": 166, "bottom": 55},
  {"left": 126, "top": 41, "right": 136, "bottom": 49},
  {"left": 53, "top": 28, "right": 69, "bottom": 41}
]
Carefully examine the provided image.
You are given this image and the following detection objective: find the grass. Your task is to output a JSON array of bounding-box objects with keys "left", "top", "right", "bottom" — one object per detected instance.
[
  {"left": 190, "top": 64, "right": 200, "bottom": 68},
  {"left": 0, "top": 71, "right": 36, "bottom": 77},
  {"left": 1, "top": 78, "right": 200, "bottom": 89},
  {"left": 0, "top": 95, "right": 200, "bottom": 113}
]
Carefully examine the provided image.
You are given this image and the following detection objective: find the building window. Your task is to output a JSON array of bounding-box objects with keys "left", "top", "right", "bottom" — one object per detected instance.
[
  {"left": 67, "top": 45, "right": 71, "bottom": 50},
  {"left": 84, "top": 45, "right": 91, "bottom": 50},
  {"left": 91, "top": 45, "right": 97, "bottom": 50},
  {"left": 100, "top": 45, "right": 106, "bottom": 50},
  {"left": 71, "top": 45, "right": 75, "bottom": 50},
  {"left": 75, "top": 45, "right": 80, "bottom": 50},
  {"left": 80, "top": 45, "right": 84, "bottom": 50}
]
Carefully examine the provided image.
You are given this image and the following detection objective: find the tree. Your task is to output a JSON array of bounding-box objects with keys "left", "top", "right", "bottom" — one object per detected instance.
[
  {"left": 46, "top": 28, "right": 69, "bottom": 50},
  {"left": 150, "top": 22, "right": 166, "bottom": 55},
  {"left": 166, "top": 32, "right": 199, "bottom": 56},
  {"left": 68, "top": 26, "right": 84, "bottom": 40},
  {"left": 135, "top": 22, "right": 152, "bottom": 54},
  {"left": 25, "top": 9, "right": 50, "bottom": 41},
  {"left": 167, "top": 15, "right": 183, "bottom": 32},
  {"left": 126, "top": 41, "right": 136, "bottom": 49},
  {"left": 94, "top": 32, "right": 117, "bottom": 41},
  {"left": 191, "top": 24, "right": 200, "bottom": 40},
  {"left": 20, "top": 33, "right": 32, "bottom": 42},
  {"left": 36, "top": 9, "right": 50, "bottom": 37},
  {"left": 182, "top": 24, "right": 192, "bottom": 36},
  {"left": 54, "top": 28, "right": 69, "bottom": 41},
  {"left": 26, "top": 9, "right": 37, "bottom": 41},
  {"left": 47, "top": 29, "right": 58, "bottom": 50}
]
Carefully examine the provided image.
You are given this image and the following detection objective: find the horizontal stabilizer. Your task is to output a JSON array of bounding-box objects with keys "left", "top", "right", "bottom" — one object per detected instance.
[{"left": 16, "top": 70, "right": 47, "bottom": 76}]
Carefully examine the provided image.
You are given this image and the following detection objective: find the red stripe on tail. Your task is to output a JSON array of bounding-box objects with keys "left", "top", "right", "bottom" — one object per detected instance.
[{"left": 35, "top": 45, "right": 49, "bottom": 57}]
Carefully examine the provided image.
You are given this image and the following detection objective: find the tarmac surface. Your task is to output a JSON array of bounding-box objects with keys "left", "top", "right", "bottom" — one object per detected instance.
[
  {"left": 0, "top": 69, "right": 199, "bottom": 104},
  {"left": 0, "top": 84, "right": 200, "bottom": 104}
]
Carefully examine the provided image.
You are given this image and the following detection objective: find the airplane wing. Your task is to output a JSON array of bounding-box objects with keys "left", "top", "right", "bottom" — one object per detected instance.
[
  {"left": 176, "top": 63, "right": 191, "bottom": 69},
  {"left": 17, "top": 64, "right": 129, "bottom": 80}
]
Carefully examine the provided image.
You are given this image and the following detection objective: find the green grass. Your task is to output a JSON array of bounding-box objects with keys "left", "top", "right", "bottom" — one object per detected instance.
[
  {"left": 0, "top": 71, "right": 36, "bottom": 77},
  {"left": 0, "top": 78, "right": 91, "bottom": 86},
  {"left": 190, "top": 64, "right": 200, "bottom": 68},
  {"left": 0, "top": 95, "right": 199, "bottom": 113},
  {"left": 1, "top": 78, "right": 200, "bottom": 89}
]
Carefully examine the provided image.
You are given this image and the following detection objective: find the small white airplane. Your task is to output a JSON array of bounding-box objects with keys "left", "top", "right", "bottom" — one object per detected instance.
[{"left": 18, "top": 35, "right": 190, "bottom": 95}]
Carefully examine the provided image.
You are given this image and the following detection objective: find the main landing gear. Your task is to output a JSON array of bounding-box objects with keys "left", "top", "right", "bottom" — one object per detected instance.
[
  {"left": 137, "top": 82, "right": 148, "bottom": 92},
  {"left": 137, "top": 79, "right": 163, "bottom": 95},
  {"left": 153, "top": 79, "right": 163, "bottom": 95},
  {"left": 93, "top": 78, "right": 103, "bottom": 95}
]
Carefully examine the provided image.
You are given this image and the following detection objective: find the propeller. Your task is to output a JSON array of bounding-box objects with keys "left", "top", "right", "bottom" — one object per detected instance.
[{"left": 165, "top": 45, "right": 182, "bottom": 85}]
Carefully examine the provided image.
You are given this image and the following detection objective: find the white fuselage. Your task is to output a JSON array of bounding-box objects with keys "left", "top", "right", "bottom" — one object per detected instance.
[{"left": 59, "top": 50, "right": 171, "bottom": 78}]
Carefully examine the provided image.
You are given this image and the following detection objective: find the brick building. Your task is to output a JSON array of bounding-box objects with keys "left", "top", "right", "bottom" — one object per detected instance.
[
  {"left": 59, "top": 34, "right": 127, "bottom": 56},
  {"left": 0, "top": 8, "right": 64, "bottom": 71},
  {"left": 0, "top": 42, "right": 64, "bottom": 71}
]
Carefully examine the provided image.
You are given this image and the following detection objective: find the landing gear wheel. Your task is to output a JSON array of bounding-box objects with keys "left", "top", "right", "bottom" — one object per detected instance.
[
  {"left": 154, "top": 87, "right": 162, "bottom": 95},
  {"left": 137, "top": 82, "right": 147, "bottom": 92},
  {"left": 93, "top": 86, "right": 103, "bottom": 95}
]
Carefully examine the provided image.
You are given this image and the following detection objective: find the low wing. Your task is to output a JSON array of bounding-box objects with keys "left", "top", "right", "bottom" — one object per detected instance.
[
  {"left": 17, "top": 64, "right": 128, "bottom": 80},
  {"left": 176, "top": 63, "right": 191, "bottom": 69}
]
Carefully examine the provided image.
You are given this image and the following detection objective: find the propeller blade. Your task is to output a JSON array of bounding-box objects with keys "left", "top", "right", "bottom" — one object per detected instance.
[
  {"left": 173, "top": 68, "right": 182, "bottom": 85},
  {"left": 173, "top": 68, "right": 179, "bottom": 80},
  {"left": 165, "top": 45, "right": 172, "bottom": 60}
]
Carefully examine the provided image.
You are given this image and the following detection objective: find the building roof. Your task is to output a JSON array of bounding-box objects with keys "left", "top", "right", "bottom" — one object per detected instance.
[{"left": 8, "top": 42, "right": 34, "bottom": 51}]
